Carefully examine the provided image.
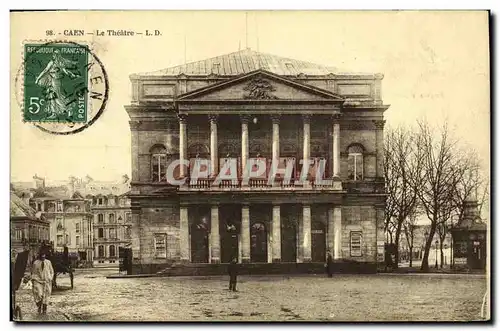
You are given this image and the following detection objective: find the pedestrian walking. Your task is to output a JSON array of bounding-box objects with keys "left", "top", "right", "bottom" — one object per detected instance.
[
  {"left": 326, "top": 251, "right": 333, "bottom": 278},
  {"left": 31, "top": 248, "right": 54, "bottom": 315},
  {"left": 228, "top": 258, "right": 239, "bottom": 291}
]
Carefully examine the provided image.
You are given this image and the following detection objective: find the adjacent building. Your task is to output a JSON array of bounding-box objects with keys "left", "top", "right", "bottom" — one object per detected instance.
[
  {"left": 125, "top": 48, "right": 389, "bottom": 274},
  {"left": 13, "top": 175, "right": 132, "bottom": 267},
  {"left": 81, "top": 179, "right": 131, "bottom": 267},
  {"left": 10, "top": 191, "right": 50, "bottom": 267}
]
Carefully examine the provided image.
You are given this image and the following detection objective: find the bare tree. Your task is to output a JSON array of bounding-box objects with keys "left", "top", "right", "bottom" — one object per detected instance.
[
  {"left": 403, "top": 208, "right": 419, "bottom": 267},
  {"left": 416, "top": 121, "right": 465, "bottom": 271},
  {"left": 384, "top": 126, "right": 422, "bottom": 267}
]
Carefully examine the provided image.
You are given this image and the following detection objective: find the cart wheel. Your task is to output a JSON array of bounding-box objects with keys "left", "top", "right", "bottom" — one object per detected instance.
[{"left": 14, "top": 305, "right": 22, "bottom": 320}]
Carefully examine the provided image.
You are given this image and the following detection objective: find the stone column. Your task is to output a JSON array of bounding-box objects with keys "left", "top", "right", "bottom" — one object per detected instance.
[
  {"left": 210, "top": 205, "right": 220, "bottom": 263},
  {"left": 333, "top": 206, "right": 342, "bottom": 259},
  {"left": 272, "top": 204, "right": 281, "bottom": 262},
  {"left": 302, "top": 205, "right": 312, "bottom": 262},
  {"left": 180, "top": 206, "right": 190, "bottom": 262},
  {"left": 178, "top": 114, "right": 188, "bottom": 178},
  {"left": 332, "top": 114, "right": 341, "bottom": 178},
  {"left": 375, "top": 204, "right": 385, "bottom": 263},
  {"left": 241, "top": 204, "right": 250, "bottom": 263},
  {"left": 209, "top": 115, "right": 218, "bottom": 178},
  {"left": 240, "top": 115, "right": 251, "bottom": 178},
  {"left": 271, "top": 114, "right": 280, "bottom": 169},
  {"left": 130, "top": 206, "right": 142, "bottom": 263},
  {"left": 374, "top": 120, "right": 386, "bottom": 180},
  {"left": 129, "top": 121, "right": 141, "bottom": 181},
  {"left": 327, "top": 207, "right": 335, "bottom": 255},
  {"left": 302, "top": 114, "right": 311, "bottom": 179}
]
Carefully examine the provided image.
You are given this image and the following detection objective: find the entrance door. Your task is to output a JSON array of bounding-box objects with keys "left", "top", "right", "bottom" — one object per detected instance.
[
  {"left": 221, "top": 222, "right": 239, "bottom": 263},
  {"left": 251, "top": 222, "right": 267, "bottom": 263},
  {"left": 311, "top": 221, "right": 326, "bottom": 262},
  {"left": 281, "top": 221, "right": 297, "bottom": 262},
  {"left": 191, "top": 223, "right": 209, "bottom": 263}
]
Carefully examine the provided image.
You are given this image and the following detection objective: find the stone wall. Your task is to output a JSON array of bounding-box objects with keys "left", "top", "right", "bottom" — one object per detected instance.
[{"left": 341, "top": 205, "right": 377, "bottom": 262}]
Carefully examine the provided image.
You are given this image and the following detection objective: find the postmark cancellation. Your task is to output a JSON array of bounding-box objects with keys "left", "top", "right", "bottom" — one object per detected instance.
[{"left": 16, "top": 40, "right": 109, "bottom": 135}]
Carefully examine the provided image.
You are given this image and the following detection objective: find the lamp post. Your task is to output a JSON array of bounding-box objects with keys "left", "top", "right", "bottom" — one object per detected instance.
[{"left": 435, "top": 240, "right": 439, "bottom": 269}]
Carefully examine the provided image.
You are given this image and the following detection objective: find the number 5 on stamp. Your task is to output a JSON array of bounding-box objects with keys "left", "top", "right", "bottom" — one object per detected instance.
[{"left": 23, "top": 43, "right": 88, "bottom": 123}]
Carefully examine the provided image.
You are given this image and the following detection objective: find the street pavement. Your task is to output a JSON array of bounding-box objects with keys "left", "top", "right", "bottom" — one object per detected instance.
[{"left": 14, "top": 268, "right": 488, "bottom": 322}]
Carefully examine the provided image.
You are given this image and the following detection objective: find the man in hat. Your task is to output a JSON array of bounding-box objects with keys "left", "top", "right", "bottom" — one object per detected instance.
[
  {"left": 31, "top": 247, "right": 54, "bottom": 314},
  {"left": 325, "top": 251, "right": 333, "bottom": 278},
  {"left": 228, "top": 257, "right": 239, "bottom": 292}
]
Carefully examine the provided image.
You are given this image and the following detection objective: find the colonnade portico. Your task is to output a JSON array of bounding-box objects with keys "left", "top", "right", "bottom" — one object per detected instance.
[
  {"left": 177, "top": 113, "right": 342, "bottom": 182},
  {"left": 178, "top": 203, "right": 343, "bottom": 264}
]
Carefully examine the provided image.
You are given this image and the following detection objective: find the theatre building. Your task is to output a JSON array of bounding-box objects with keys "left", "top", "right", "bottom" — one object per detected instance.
[{"left": 125, "top": 49, "right": 389, "bottom": 274}]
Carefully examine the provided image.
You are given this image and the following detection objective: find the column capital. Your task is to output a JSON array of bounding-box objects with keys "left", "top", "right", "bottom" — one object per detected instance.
[
  {"left": 302, "top": 114, "right": 312, "bottom": 123},
  {"left": 332, "top": 113, "right": 342, "bottom": 123},
  {"left": 270, "top": 114, "right": 281, "bottom": 124},
  {"left": 177, "top": 114, "right": 188, "bottom": 124},
  {"left": 208, "top": 114, "right": 219, "bottom": 123},
  {"left": 240, "top": 114, "right": 252, "bottom": 124},
  {"left": 373, "top": 119, "right": 386, "bottom": 129}
]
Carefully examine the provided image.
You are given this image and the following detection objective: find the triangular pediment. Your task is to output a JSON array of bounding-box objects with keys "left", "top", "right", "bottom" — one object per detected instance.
[{"left": 177, "top": 70, "right": 343, "bottom": 102}]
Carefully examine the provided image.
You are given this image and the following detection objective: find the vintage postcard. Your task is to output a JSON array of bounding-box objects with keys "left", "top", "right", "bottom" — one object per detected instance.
[{"left": 9, "top": 10, "right": 490, "bottom": 322}]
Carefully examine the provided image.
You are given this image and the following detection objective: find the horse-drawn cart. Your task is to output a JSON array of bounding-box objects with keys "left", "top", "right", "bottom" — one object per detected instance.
[{"left": 11, "top": 250, "right": 30, "bottom": 321}]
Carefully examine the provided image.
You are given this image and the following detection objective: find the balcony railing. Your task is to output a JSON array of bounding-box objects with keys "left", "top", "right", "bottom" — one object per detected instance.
[{"left": 180, "top": 177, "right": 343, "bottom": 191}]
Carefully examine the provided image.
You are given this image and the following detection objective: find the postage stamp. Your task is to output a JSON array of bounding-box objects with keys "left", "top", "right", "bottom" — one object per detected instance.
[{"left": 17, "top": 40, "right": 109, "bottom": 135}]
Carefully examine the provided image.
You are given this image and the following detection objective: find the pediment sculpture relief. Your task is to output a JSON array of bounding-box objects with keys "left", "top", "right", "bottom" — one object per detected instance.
[{"left": 243, "top": 78, "right": 279, "bottom": 100}]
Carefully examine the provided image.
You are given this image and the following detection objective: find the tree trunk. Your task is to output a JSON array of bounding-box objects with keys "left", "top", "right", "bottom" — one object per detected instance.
[
  {"left": 421, "top": 222, "right": 437, "bottom": 271},
  {"left": 409, "top": 246, "right": 413, "bottom": 267},
  {"left": 440, "top": 241, "right": 444, "bottom": 268},
  {"left": 394, "top": 220, "right": 403, "bottom": 269}
]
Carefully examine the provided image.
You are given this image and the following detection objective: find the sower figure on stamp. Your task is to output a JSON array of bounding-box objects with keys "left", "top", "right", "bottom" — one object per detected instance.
[
  {"left": 31, "top": 247, "right": 54, "bottom": 315},
  {"left": 325, "top": 251, "right": 333, "bottom": 278},
  {"left": 228, "top": 257, "right": 239, "bottom": 292},
  {"left": 35, "top": 50, "right": 80, "bottom": 119}
]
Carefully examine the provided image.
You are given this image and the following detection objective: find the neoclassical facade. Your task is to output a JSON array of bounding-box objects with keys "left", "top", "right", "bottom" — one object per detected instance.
[{"left": 125, "top": 49, "right": 388, "bottom": 274}]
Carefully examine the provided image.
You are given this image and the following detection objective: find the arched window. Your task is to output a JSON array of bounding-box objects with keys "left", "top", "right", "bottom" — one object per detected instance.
[
  {"left": 98, "top": 213, "right": 104, "bottom": 224},
  {"left": 109, "top": 213, "right": 115, "bottom": 224},
  {"left": 109, "top": 245, "right": 116, "bottom": 257},
  {"left": 98, "top": 245, "right": 105, "bottom": 258},
  {"left": 150, "top": 144, "right": 167, "bottom": 182},
  {"left": 347, "top": 144, "right": 364, "bottom": 181}
]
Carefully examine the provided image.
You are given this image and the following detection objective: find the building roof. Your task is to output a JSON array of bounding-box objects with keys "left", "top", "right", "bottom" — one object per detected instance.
[
  {"left": 133, "top": 48, "right": 360, "bottom": 77},
  {"left": 10, "top": 191, "right": 38, "bottom": 219},
  {"left": 77, "top": 181, "right": 131, "bottom": 197}
]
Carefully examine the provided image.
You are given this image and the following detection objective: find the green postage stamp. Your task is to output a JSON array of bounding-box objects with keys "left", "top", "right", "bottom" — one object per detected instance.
[{"left": 24, "top": 43, "right": 89, "bottom": 123}]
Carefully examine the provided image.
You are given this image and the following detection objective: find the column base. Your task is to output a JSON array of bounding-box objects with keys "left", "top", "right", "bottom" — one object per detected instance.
[
  {"left": 272, "top": 258, "right": 281, "bottom": 263},
  {"left": 331, "top": 175, "right": 342, "bottom": 181},
  {"left": 210, "top": 258, "right": 220, "bottom": 264}
]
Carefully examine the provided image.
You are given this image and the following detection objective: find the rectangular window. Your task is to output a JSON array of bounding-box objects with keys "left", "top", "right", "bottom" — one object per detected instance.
[
  {"left": 76, "top": 236, "right": 80, "bottom": 246},
  {"left": 76, "top": 223, "right": 80, "bottom": 233},
  {"left": 66, "top": 234, "right": 71, "bottom": 245},
  {"left": 56, "top": 201, "right": 63, "bottom": 212},
  {"left": 154, "top": 233, "right": 167, "bottom": 258},
  {"left": 98, "top": 228, "right": 104, "bottom": 238},
  {"left": 125, "top": 213, "right": 131, "bottom": 223},
  {"left": 98, "top": 198, "right": 103, "bottom": 205},
  {"left": 109, "top": 228, "right": 116, "bottom": 239},
  {"left": 350, "top": 231, "right": 363, "bottom": 257},
  {"left": 57, "top": 235, "right": 63, "bottom": 246}
]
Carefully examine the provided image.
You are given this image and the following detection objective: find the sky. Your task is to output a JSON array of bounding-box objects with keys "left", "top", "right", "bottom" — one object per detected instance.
[{"left": 10, "top": 11, "right": 490, "bottom": 183}]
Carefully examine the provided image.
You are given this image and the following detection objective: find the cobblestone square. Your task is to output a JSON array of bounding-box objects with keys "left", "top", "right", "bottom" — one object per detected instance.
[{"left": 14, "top": 269, "right": 488, "bottom": 322}]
